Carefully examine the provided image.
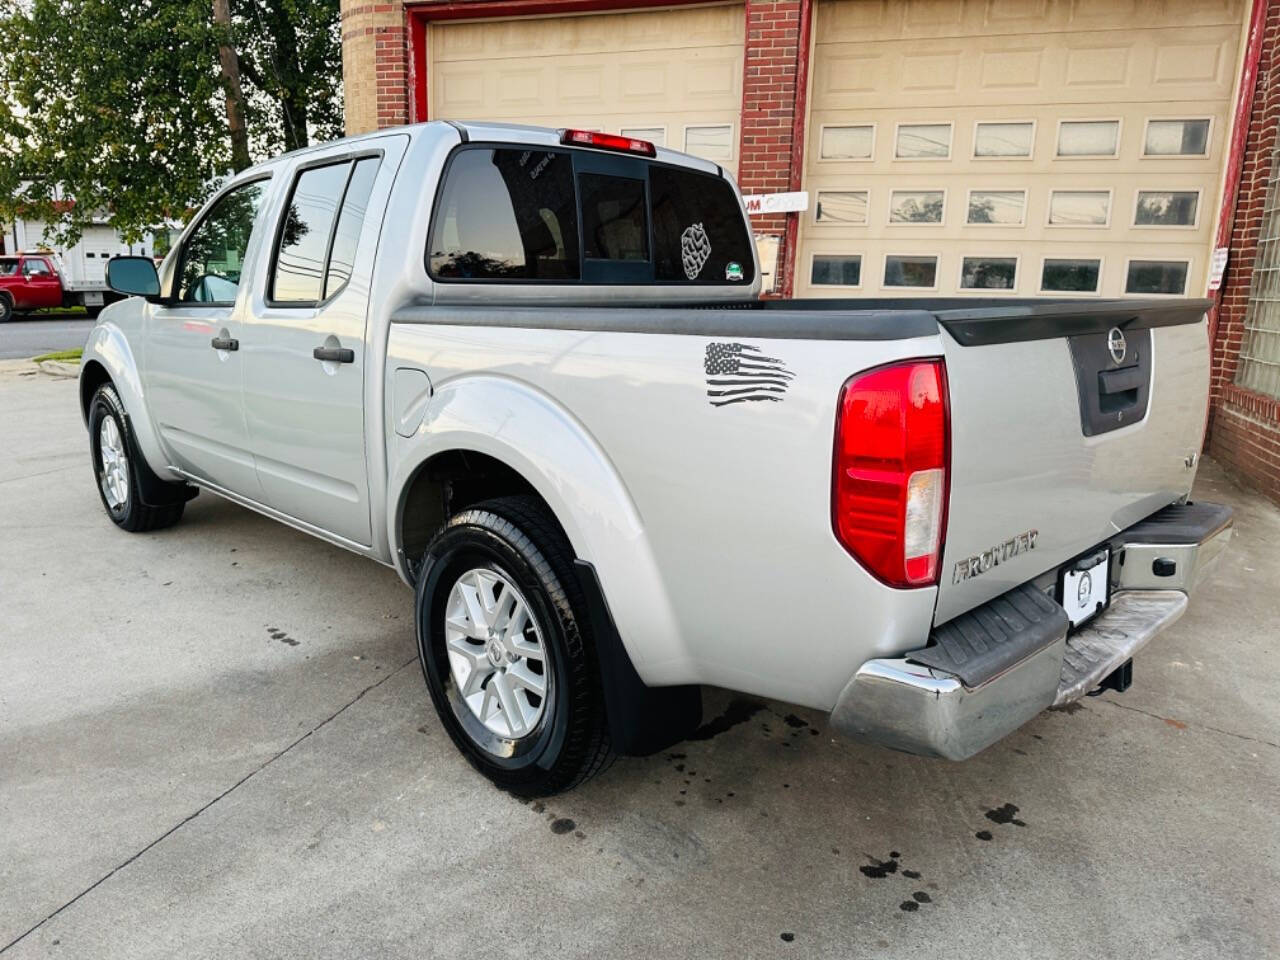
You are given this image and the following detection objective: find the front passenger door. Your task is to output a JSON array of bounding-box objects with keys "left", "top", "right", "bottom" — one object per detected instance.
[{"left": 145, "top": 178, "right": 271, "bottom": 496}]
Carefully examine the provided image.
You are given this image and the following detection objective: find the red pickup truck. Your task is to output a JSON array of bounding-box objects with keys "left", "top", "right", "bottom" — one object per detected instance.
[{"left": 0, "top": 253, "right": 114, "bottom": 322}]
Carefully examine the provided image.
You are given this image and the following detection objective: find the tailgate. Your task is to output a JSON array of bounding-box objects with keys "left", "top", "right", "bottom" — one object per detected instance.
[{"left": 932, "top": 299, "right": 1211, "bottom": 625}]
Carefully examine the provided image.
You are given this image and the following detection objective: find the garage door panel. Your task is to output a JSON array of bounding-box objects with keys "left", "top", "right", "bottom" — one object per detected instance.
[
  {"left": 819, "top": 0, "right": 1246, "bottom": 42},
  {"left": 799, "top": 0, "right": 1246, "bottom": 299},
  {"left": 431, "top": 5, "right": 743, "bottom": 164}
]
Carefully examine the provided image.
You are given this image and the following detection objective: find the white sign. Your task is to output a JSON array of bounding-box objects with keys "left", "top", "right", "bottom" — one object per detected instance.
[
  {"left": 1208, "top": 246, "right": 1229, "bottom": 292},
  {"left": 743, "top": 191, "right": 809, "bottom": 216}
]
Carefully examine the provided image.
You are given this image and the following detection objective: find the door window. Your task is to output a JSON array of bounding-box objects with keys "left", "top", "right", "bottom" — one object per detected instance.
[
  {"left": 428, "top": 148, "right": 579, "bottom": 281},
  {"left": 271, "top": 162, "right": 349, "bottom": 303},
  {"left": 176, "top": 179, "right": 269, "bottom": 303},
  {"left": 23, "top": 259, "right": 51, "bottom": 276}
]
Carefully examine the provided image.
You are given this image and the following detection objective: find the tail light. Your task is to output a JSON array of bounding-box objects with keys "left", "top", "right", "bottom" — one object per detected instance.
[
  {"left": 560, "top": 128, "right": 657, "bottom": 157},
  {"left": 832, "top": 359, "right": 949, "bottom": 588}
]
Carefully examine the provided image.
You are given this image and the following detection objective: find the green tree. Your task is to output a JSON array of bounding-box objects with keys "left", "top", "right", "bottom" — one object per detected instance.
[
  {"left": 0, "top": 0, "right": 343, "bottom": 246},
  {"left": 0, "top": 0, "right": 231, "bottom": 244}
]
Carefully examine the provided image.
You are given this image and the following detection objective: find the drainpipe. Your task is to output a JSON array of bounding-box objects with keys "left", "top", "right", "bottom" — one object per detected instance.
[{"left": 780, "top": 0, "right": 814, "bottom": 299}]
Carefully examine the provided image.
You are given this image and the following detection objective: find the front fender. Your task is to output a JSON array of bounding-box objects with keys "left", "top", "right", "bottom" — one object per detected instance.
[
  {"left": 80, "top": 304, "right": 170, "bottom": 481},
  {"left": 387, "top": 373, "right": 687, "bottom": 680}
]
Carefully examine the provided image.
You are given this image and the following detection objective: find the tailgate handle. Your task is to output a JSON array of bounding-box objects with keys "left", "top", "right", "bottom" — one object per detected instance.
[{"left": 1098, "top": 365, "right": 1144, "bottom": 395}]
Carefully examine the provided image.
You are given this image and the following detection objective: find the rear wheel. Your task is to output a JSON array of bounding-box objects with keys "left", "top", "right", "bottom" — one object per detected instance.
[
  {"left": 89, "top": 383, "right": 186, "bottom": 532},
  {"left": 415, "top": 496, "right": 614, "bottom": 796}
]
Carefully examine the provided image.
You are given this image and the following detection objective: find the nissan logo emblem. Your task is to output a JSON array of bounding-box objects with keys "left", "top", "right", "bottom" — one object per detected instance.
[{"left": 1107, "top": 327, "right": 1127, "bottom": 365}]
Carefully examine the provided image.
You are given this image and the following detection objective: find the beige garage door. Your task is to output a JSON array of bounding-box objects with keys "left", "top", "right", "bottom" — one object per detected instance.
[
  {"left": 798, "top": 0, "right": 1248, "bottom": 299},
  {"left": 430, "top": 4, "right": 744, "bottom": 167}
]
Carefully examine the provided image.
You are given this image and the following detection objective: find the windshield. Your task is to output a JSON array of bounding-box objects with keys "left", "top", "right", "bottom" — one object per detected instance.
[{"left": 0, "top": 259, "right": 18, "bottom": 277}]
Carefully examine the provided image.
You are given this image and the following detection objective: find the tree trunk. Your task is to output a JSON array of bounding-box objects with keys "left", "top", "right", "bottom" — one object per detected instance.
[{"left": 212, "top": 0, "right": 251, "bottom": 171}]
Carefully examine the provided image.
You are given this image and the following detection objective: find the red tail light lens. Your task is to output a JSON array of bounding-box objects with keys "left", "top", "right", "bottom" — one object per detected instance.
[
  {"left": 832, "top": 360, "right": 949, "bottom": 588},
  {"left": 560, "top": 128, "right": 657, "bottom": 157}
]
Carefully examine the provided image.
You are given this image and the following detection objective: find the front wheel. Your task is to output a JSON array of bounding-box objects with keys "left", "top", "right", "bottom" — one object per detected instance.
[
  {"left": 416, "top": 496, "right": 614, "bottom": 796},
  {"left": 0, "top": 296, "right": 12, "bottom": 322},
  {"left": 88, "top": 383, "right": 185, "bottom": 532}
]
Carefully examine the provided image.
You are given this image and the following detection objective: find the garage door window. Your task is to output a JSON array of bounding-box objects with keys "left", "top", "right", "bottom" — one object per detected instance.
[
  {"left": 1144, "top": 119, "right": 1210, "bottom": 157},
  {"left": 889, "top": 190, "right": 945, "bottom": 224},
  {"left": 1125, "top": 259, "right": 1188, "bottom": 295},
  {"left": 429, "top": 149, "right": 579, "bottom": 281},
  {"left": 1134, "top": 190, "right": 1199, "bottom": 228},
  {"left": 820, "top": 125, "right": 874, "bottom": 161},
  {"left": 895, "top": 123, "right": 951, "bottom": 160},
  {"left": 885, "top": 255, "right": 938, "bottom": 288},
  {"left": 1057, "top": 120, "right": 1120, "bottom": 158},
  {"left": 1041, "top": 258, "right": 1102, "bottom": 294},
  {"left": 815, "top": 191, "right": 869, "bottom": 224},
  {"left": 967, "top": 190, "right": 1025, "bottom": 225},
  {"left": 684, "top": 125, "right": 734, "bottom": 162},
  {"left": 974, "top": 122, "right": 1034, "bottom": 159},
  {"left": 1048, "top": 190, "right": 1111, "bottom": 227},
  {"left": 811, "top": 255, "right": 861, "bottom": 287}
]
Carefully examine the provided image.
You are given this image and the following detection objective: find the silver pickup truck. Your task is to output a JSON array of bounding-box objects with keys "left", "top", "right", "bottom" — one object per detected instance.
[{"left": 83, "top": 121, "right": 1232, "bottom": 795}]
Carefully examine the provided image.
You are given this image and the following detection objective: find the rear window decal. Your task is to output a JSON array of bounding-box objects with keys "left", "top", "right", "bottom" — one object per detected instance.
[
  {"left": 681, "top": 222, "right": 711, "bottom": 279},
  {"left": 704, "top": 342, "right": 794, "bottom": 406}
]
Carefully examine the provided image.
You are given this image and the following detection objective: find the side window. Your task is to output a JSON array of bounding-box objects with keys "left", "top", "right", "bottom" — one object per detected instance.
[
  {"left": 323, "top": 157, "right": 381, "bottom": 299},
  {"left": 23, "top": 259, "right": 51, "bottom": 276},
  {"left": 177, "top": 179, "right": 269, "bottom": 303},
  {"left": 270, "top": 162, "right": 350, "bottom": 303},
  {"left": 429, "top": 148, "right": 579, "bottom": 281},
  {"left": 650, "top": 165, "right": 755, "bottom": 283}
]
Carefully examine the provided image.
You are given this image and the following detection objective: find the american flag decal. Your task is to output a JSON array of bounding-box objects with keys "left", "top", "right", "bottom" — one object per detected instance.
[{"left": 703, "top": 342, "right": 795, "bottom": 407}]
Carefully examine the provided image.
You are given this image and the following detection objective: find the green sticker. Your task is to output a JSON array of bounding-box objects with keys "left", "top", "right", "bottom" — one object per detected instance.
[{"left": 725, "top": 261, "right": 744, "bottom": 281}]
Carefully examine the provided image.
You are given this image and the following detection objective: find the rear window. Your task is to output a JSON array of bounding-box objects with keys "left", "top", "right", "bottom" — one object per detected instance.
[
  {"left": 429, "top": 148, "right": 579, "bottom": 281},
  {"left": 428, "top": 146, "right": 753, "bottom": 285}
]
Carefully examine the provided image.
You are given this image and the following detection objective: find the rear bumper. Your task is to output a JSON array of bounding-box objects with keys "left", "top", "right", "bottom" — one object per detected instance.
[{"left": 829, "top": 501, "right": 1233, "bottom": 760}]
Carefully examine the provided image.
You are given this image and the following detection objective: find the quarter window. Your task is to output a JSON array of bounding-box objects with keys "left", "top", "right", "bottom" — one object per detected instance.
[
  {"left": 884, "top": 255, "right": 938, "bottom": 288},
  {"left": 1134, "top": 190, "right": 1199, "bottom": 227},
  {"left": 1056, "top": 120, "right": 1120, "bottom": 158},
  {"left": 323, "top": 157, "right": 381, "bottom": 299},
  {"left": 1125, "top": 259, "right": 1188, "bottom": 295},
  {"left": 428, "top": 148, "right": 579, "bottom": 281},
  {"left": 811, "top": 255, "right": 861, "bottom": 287},
  {"left": 176, "top": 179, "right": 269, "bottom": 303},
  {"left": 1041, "top": 258, "right": 1101, "bottom": 293},
  {"left": 1144, "top": 119, "right": 1210, "bottom": 157}
]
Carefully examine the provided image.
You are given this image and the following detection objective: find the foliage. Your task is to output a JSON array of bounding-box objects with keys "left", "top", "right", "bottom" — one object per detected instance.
[{"left": 0, "top": 0, "right": 343, "bottom": 246}]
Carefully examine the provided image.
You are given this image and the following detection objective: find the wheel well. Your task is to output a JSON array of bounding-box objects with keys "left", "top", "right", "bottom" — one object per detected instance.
[
  {"left": 0, "top": 290, "right": 12, "bottom": 307},
  {"left": 80, "top": 360, "right": 111, "bottom": 420},
  {"left": 399, "top": 450, "right": 554, "bottom": 578}
]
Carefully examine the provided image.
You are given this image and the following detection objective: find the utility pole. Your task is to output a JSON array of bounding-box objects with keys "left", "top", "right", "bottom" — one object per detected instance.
[{"left": 212, "top": 0, "right": 251, "bottom": 172}]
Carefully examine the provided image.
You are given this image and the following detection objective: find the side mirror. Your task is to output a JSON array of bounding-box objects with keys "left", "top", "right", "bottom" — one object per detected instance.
[{"left": 107, "top": 256, "right": 162, "bottom": 299}]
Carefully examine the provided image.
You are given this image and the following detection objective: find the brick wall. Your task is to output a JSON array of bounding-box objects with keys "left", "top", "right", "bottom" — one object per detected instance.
[
  {"left": 1208, "top": 0, "right": 1280, "bottom": 504},
  {"left": 341, "top": 0, "right": 409, "bottom": 135},
  {"left": 737, "top": 0, "right": 808, "bottom": 295}
]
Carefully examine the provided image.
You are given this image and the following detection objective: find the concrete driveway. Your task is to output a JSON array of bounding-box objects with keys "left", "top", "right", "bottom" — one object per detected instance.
[{"left": 2, "top": 365, "right": 1277, "bottom": 959}]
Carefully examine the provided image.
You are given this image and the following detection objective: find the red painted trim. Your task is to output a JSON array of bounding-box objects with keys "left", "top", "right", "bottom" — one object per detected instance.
[
  {"left": 404, "top": 0, "right": 711, "bottom": 23},
  {"left": 1208, "top": 0, "right": 1269, "bottom": 345},
  {"left": 408, "top": 9, "right": 429, "bottom": 122},
  {"left": 779, "top": 0, "right": 813, "bottom": 300}
]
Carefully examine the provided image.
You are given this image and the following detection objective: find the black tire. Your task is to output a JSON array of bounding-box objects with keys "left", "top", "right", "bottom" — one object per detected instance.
[
  {"left": 0, "top": 295, "right": 12, "bottom": 323},
  {"left": 416, "top": 496, "right": 615, "bottom": 796},
  {"left": 88, "top": 383, "right": 186, "bottom": 532}
]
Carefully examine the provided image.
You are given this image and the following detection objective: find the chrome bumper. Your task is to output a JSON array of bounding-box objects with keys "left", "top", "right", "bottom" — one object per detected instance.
[{"left": 830, "top": 505, "right": 1233, "bottom": 761}]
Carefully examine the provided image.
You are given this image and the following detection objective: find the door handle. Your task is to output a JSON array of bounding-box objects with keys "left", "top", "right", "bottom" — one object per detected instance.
[
  {"left": 210, "top": 336, "right": 239, "bottom": 351},
  {"left": 313, "top": 345, "right": 355, "bottom": 364}
]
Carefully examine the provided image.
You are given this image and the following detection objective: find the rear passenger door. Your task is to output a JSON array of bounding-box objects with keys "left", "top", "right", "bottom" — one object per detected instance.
[{"left": 240, "top": 136, "right": 405, "bottom": 546}]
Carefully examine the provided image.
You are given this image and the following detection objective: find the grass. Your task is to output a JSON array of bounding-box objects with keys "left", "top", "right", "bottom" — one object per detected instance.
[
  {"left": 29, "top": 305, "right": 87, "bottom": 317},
  {"left": 32, "top": 348, "right": 82, "bottom": 363}
]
